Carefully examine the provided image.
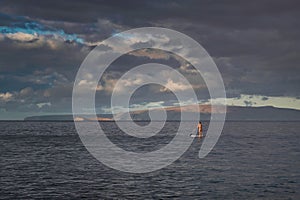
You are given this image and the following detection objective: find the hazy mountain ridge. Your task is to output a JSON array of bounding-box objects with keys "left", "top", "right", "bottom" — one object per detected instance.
[{"left": 23, "top": 106, "right": 300, "bottom": 121}]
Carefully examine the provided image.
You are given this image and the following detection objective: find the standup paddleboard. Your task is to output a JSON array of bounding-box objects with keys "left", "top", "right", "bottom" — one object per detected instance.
[{"left": 190, "top": 134, "right": 204, "bottom": 138}]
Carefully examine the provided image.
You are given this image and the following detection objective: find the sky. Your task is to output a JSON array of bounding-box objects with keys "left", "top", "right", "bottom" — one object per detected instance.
[{"left": 0, "top": 0, "right": 299, "bottom": 119}]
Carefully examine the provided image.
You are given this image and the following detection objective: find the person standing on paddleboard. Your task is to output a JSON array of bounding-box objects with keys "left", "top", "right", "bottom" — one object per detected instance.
[{"left": 197, "top": 121, "right": 203, "bottom": 138}]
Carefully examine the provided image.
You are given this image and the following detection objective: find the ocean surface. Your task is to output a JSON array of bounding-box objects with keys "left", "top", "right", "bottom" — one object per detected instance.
[{"left": 0, "top": 121, "right": 299, "bottom": 199}]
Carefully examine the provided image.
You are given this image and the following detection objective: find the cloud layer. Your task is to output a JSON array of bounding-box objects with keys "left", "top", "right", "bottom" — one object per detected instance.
[{"left": 0, "top": 0, "right": 299, "bottom": 119}]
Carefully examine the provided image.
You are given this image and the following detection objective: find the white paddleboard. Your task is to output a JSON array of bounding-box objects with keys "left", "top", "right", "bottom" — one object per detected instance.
[{"left": 190, "top": 134, "right": 204, "bottom": 138}]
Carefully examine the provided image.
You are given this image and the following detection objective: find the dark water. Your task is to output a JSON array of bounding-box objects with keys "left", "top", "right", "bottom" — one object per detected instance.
[{"left": 0, "top": 121, "right": 299, "bottom": 199}]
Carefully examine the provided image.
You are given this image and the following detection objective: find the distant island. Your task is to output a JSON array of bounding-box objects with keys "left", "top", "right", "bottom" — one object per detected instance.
[{"left": 24, "top": 105, "right": 300, "bottom": 121}]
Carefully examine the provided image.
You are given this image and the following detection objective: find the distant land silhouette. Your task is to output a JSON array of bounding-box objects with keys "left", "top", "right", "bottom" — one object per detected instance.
[{"left": 24, "top": 105, "right": 300, "bottom": 121}]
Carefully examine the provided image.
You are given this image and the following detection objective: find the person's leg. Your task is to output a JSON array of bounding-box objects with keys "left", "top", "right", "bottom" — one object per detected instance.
[{"left": 200, "top": 131, "right": 203, "bottom": 137}]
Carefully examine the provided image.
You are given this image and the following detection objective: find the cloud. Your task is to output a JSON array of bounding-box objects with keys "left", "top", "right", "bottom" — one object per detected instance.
[
  {"left": 160, "top": 79, "right": 199, "bottom": 92},
  {"left": 101, "top": 100, "right": 166, "bottom": 114},
  {"left": 36, "top": 102, "right": 51, "bottom": 108},
  {"left": 210, "top": 94, "right": 300, "bottom": 110},
  {"left": 0, "top": 92, "right": 13, "bottom": 102},
  {"left": 5, "top": 32, "right": 38, "bottom": 42},
  {"left": 129, "top": 49, "right": 171, "bottom": 60},
  {"left": 20, "top": 87, "right": 34, "bottom": 96},
  {"left": 0, "top": 22, "right": 85, "bottom": 44},
  {"left": 0, "top": 0, "right": 300, "bottom": 119}
]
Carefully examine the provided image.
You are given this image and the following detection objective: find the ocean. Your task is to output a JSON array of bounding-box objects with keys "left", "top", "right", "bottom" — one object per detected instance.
[{"left": 0, "top": 121, "right": 299, "bottom": 199}]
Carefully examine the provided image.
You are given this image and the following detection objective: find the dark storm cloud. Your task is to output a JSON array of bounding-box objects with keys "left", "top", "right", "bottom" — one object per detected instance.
[
  {"left": 1, "top": 0, "right": 299, "bottom": 33},
  {"left": 0, "top": 0, "right": 299, "bottom": 117}
]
